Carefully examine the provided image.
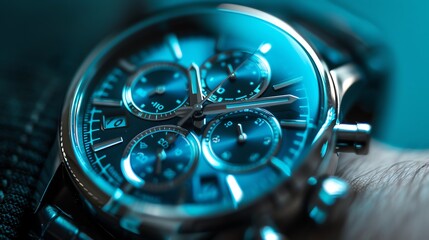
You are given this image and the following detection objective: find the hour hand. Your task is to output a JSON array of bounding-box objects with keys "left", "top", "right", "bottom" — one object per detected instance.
[
  {"left": 202, "top": 94, "right": 298, "bottom": 115},
  {"left": 188, "top": 62, "right": 203, "bottom": 106}
]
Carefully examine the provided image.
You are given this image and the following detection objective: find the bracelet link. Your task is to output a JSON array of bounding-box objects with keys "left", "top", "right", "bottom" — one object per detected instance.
[{"left": 36, "top": 205, "right": 93, "bottom": 240}]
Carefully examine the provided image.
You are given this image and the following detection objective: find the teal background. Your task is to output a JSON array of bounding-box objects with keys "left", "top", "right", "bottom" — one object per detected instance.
[
  {"left": 135, "top": 0, "right": 429, "bottom": 148},
  {"left": 333, "top": 0, "right": 429, "bottom": 148},
  {"left": 1, "top": 0, "right": 427, "bottom": 148}
]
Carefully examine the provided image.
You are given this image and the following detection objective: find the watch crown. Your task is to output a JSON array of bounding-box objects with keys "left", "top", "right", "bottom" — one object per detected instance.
[{"left": 334, "top": 123, "right": 371, "bottom": 155}]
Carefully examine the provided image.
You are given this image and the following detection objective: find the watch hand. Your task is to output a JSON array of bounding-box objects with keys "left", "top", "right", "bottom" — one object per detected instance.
[
  {"left": 177, "top": 63, "right": 232, "bottom": 126},
  {"left": 188, "top": 63, "right": 203, "bottom": 106},
  {"left": 148, "top": 85, "right": 166, "bottom": 97},
  {"left": 226, "top": 64, "right": 236, "bottom": 80},
  {"left": 176, "top": 43, "right": 267, "bottom": 121},
  {"left": 202, "top": 94, "right": 298, "bottom": 115},
  {"left": 236, "top": 123, "right": 247, "bottom": 144},
  {"left": 155, "top": 148, "right": 166, "bottom": 175}
]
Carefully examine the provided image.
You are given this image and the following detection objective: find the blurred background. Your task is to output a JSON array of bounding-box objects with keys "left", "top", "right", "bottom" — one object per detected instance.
[
  {"left": 0, "top": 0, "right": 426, "bottom": 149},
  {"left": 0, "top": 0, "right": 428, "bottom": 239},
  {"left": 331, "top": 0, "right": 429, "bottom": 148}
]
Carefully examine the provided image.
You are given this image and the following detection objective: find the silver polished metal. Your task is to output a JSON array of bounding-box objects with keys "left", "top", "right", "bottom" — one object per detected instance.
[
  {"left": 307, "top": 176, "right": 350, "bottom": 224},
  {"left": 176, "top": 94, "right": 298, "bottom": 116},
  {"left": 202, "top": 94, "right": 298, "bottom": 115},
  {"left": 118, "top": 58, "right": 137, "bottom": 73},
  {"left": 188, "top": 63, "right": 203, "bottom": 106},
  {"left": 92, "top": 98, "right": 122, "bottom": 107},
  {"left": 334, "top": 123, "right": 371, "bottom": 154},
  {"left": 166, "top": 33, "right": 183, "bottom": 61},
  {"left": 36, "top": 205, "right": 93, "bottom": 240},
  {"left": 280, "top": 119, "right": 307, "bottom": 130},
  {"left": 330, "top": 63, "right": 365, "bottom": 117},
  {"left": 272, "top": 76, "right": 303, "bottom": 91},
  {"left": 92, "top": 137, "right": 123, "bottom": 152},
  {"left": 59, "top": 3, "right": 354, "bottom": 239}
]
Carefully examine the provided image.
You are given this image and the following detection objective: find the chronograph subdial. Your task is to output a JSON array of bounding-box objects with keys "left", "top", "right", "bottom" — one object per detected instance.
[
  {"left": 200, "top": 50, "right": 271, "bottom": 102},
  {"left": 123, "top": 62, "right": 189, "bottom": 120},
  {"left": 121, "top": 125, "right": 199, "bottom": 191},
  {"left": 202, "top": 109, "right": 281, "bottom": 172}
]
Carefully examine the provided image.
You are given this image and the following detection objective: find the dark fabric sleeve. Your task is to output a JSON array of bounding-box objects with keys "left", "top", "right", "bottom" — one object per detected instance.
[{"left": 0, "top": 1, "right": 137, "bottom": 239}]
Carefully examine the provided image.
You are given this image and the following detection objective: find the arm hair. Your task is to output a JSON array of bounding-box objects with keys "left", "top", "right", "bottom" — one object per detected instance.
[{"left": 335, "top": 140, "right": 429, "bottom": 240}]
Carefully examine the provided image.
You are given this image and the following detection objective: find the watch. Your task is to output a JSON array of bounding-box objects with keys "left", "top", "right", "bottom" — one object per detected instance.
[{"left": 31, "top": 2, "right": 386, "bottom": 239}]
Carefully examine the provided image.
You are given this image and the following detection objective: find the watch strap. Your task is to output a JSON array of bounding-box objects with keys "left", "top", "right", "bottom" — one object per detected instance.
[{"left": 24, "top": 2, "right": 387, "bottom": 240}]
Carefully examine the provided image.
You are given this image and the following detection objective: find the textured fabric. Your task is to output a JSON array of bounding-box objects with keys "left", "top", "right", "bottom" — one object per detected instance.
[
  {"left": 0, "top": 1, "right": 384, "bottom": 239},
  {"left": 0, "top": 62, "right": 69, "bottom": 239},
  {"left": 0, "top": 1, "right": 136, "bottom": 238}
]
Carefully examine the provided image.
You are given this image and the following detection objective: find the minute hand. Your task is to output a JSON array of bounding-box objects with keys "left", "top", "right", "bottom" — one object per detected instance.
[{"left": 202, "top": 94, "right": 299, "bottom": 115}]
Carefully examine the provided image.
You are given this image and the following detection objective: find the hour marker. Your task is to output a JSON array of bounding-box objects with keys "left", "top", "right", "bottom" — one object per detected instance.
[
  {"left": 226, "top": 175, "right": 243, "bottom": 207},
  {"left": 271, "top": 157, "right": 292, "bottom": 176},
  {"left": 92, "top": 98, "right": 122, "bottom": 107},
  {"left": 216, "top": 35, "right": 226, "bottom": 52},
  {"left": 280, "top": 119, "right": 307, "bottom": 130},
  {"left": 259, "top": 43, "right": 272, "bottom": 54},
  {"left": 118, "top": 58, "right": 136, "bottom": 73},
  {"left": 166, "top": 34, "right": 182, "bottom": 61},
  {"left": 92, "top": 137, "right": 123, "bottom": 152},
  {"left": 272, "top": 76, "right": 303, "bottom": 91}
]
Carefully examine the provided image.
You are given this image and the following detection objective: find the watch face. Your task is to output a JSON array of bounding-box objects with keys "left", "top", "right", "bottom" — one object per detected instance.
[{"left": 64, "top": 5, "right": 325, "bottom": 220}]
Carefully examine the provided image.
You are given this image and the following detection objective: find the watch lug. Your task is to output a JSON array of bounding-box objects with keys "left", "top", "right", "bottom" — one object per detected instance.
[
  {"left": 307, "top": 176, "right": 350, "bottom": 225},
  {"left": 33, "top": 205, "right": 95, "bottom": 240},
  {"left": 34, "top": 137, "right": 62, "bottom": 213},
  {"left": 34, "top": 162, "right": 66, "bottom": 214},
  {"left": 330, "top": 63, "right": 365, "bottom": 120},
  {"left": 334, "top": 123, "right": 371, "bottom": 155}
]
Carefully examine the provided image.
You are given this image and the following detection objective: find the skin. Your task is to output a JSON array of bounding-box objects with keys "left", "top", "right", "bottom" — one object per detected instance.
[{"left": 292, "top": 140, "right": 429, "bottom": 240}]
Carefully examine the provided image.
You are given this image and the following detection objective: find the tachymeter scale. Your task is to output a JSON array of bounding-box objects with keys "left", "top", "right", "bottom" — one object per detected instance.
[
  {"left": 200, "top": 51, "right": 271, "bottom": 102},
  {"left": 202, "top": 109, "right": 281, "bottom": 172},
  {"left": 123, "top": 62, "right": 189, "bottom": 120},
  {"left": 121, "top": 125, "right": 199, "bottom": 191}
]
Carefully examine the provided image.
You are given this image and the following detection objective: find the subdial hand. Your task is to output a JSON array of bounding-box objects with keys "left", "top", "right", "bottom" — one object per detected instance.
[
  {"left": 176, "top": 42, "right": 268, "bottom": 124},
  {"left": 149, "top": 85, "right": 166, "bottom": 97},
  {"left": 155, "top": 148, "right": 167, "bottom": 175},
  {"left": 226, "top": 63, "right": 236, "bottom": 80},
  {"left": 177, "top": 65, "right": 231, "bottom": 126},
  {"left": 236, "top": 123, "right": 247, "bottom": 144}
]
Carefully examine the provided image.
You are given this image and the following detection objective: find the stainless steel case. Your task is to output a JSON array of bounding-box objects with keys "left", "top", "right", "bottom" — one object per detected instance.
[{"left": 58, "top": 4, "right": 360, "bottom": 238}]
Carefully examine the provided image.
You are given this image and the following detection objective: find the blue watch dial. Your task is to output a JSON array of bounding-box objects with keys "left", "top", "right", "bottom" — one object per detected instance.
[
  {"left": 201, "top": 51, "right": 270, "bottom": 102},
  {"left": 72, "top": 6, "right": 323, "bottom": 217},
  {"left": 122, "top": 125, "right": 198, "bottom": 191},
  {"left": 203, "top": 109, "right": 281, "bottom": 172},
  {"left": 123, "top": 62, "right": 189, "bottom": 120}
]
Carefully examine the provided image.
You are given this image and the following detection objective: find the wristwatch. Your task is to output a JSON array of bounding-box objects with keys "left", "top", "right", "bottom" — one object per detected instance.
[{"left": 31, "top": 2, "right": 387, "bottom": 239}]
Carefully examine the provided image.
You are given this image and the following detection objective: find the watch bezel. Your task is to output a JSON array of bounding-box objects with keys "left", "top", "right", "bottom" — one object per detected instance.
[{"left": 59, "top": 3, "right": 339, "bottom": 236}]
